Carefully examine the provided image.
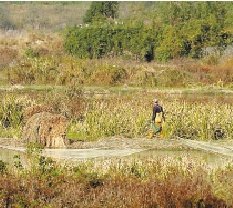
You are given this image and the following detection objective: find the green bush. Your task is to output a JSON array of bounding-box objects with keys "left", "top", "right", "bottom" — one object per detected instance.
[
  {"left": 64, "top": 24, "right": 155, "bottom": 61},
  {"left": 0, "top": 160, "right": 7, "bottom": 174},
  {"left": 24, "top": 47, "right": 40, "bottom": 58}
]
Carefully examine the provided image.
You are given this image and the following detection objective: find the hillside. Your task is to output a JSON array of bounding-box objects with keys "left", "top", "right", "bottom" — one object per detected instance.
[
  {"left": 0, "top": 2, "right": 155, "bottom": 31},
  {"left": 0, "top": 2, "right": 233, "bottom": 88},
  {"left": 0, "top": 2, "right": 90, "bottom": 31}
]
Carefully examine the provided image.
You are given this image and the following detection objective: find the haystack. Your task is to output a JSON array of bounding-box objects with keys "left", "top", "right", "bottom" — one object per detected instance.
[
  {"left": 23, "top": 105, "right": 53, "bottom": 121},
  {"left": 22, "top": 112, "right": 67, "bottom": 148}
]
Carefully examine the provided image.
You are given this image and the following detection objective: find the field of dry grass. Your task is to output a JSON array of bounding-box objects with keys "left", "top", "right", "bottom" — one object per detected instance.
[
  {"left": 0, "top": 89, "right": 232, "bottom": 142},
  {"left": 1, "top": 148, "right": 233, "bottom": 207}
]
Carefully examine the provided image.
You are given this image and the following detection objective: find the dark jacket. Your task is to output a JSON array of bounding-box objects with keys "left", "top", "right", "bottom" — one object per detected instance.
[{"left": 152, "top": 105, "right": 165, "bottom": 122}]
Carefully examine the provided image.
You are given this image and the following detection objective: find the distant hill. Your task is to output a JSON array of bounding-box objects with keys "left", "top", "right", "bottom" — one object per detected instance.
[
  {"left": 0, "top": 2, "right": 156, "bottom": 31},
  {"left": 0, "top": 2, "right": 91, "bottom": 31}
]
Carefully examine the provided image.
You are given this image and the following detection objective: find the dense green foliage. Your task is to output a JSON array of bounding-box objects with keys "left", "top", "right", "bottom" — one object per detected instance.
[
  {"left": 65, "top": 2, "right": 233, "bottom": 61},
  {"left": 83, "top": 1, "right": 119, "bottom": 23},
  {"left": 64, "top": 24, "right": 155, "bottom": 60},
  {"left": 154, "top": 2, "right": 233, "bottom": 60},
  {"left": 1, "top": 2, "right": 232, "bottom": 61}
]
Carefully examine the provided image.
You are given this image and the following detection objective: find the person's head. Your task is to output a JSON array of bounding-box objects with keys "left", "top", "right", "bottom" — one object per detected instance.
[{"left": 154, "top": 98, "right": 158, "bottom": 106}]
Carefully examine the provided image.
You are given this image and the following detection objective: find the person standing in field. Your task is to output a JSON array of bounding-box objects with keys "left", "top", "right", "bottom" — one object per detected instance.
[{"left": 151, "top": 99, "right": 165, "bottom": 138}]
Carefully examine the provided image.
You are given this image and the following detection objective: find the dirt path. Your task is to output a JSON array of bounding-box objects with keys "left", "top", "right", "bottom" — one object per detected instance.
[{"left": 1, "top": 85, "right": 233, "bottom": 95}]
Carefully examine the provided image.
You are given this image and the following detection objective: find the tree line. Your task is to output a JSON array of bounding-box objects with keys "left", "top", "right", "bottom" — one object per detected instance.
[{"left": 64, "top": 2, "right": 233, "bottom": 61}]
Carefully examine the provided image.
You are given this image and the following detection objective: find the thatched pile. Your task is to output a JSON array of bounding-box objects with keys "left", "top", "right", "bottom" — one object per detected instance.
[
  {"left": 23, "top": 105, "right": 53, "bottom": 121},
  {"left": 22, "top": 112, "right": 67, "bottom": 148}
]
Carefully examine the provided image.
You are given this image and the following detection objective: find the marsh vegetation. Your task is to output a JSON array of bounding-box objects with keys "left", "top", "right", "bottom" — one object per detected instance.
[
  {"left": 1, "top": 145, "right": 233, "bottom": 207},
  {"left": 0, "top": 1, "right": 233, "bottom": 207},
  {"left": 0, "top": 90, "right": 232, "bottom": 142}
]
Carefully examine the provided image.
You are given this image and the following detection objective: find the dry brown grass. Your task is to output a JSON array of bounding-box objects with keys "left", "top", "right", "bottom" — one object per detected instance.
[
  {"left": 1, "top": 2, "right": 90, "bottom": 31},
  {"left": 0, "top": 161, "right": 230, "bottom": 207},
  {"left": 23, "top": 105, "right": 53, "bottom": 121},
  {"left": 0, "top": 46, "right": 18, "bottom": 67}
]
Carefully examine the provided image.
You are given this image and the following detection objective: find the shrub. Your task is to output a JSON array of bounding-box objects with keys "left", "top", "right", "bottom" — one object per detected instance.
[
  {"left": 63, "top": 24, "right": 155, "bottom": 61},
  {"left": 24, "top": 47, "right": 40, "bottom": 58}
]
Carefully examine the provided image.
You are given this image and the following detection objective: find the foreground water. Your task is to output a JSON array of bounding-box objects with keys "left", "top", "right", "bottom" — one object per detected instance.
[{"left": 1, "top": 145, "right": 233, "bottom": 169}]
